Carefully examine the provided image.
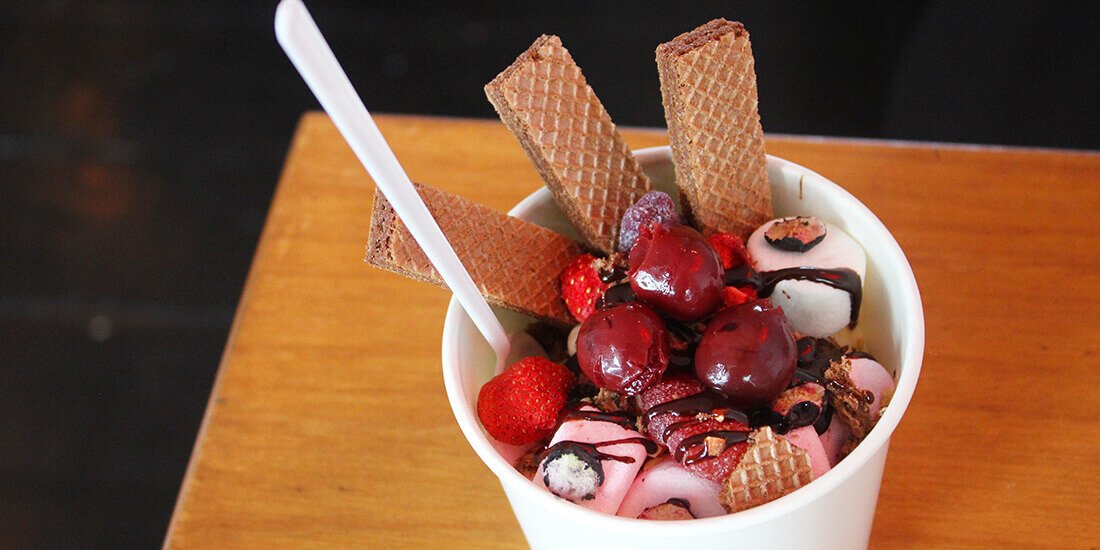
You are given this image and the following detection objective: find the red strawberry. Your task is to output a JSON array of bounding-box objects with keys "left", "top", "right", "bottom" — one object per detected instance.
[
  {"left": 640, "top": 373, "right": 751, "bottom": 482},
  {"left": 665, "top": 418, "right": 750, "bottom": 483},
  {"left": 560, "top": 253, "right": 610, "bottom": 322},
  {"left": 477, "top": 357, "right": 575, "bottom": 445},
  {"left": 638, "top": 373, "right": 705, "bottom": 445},
  {"left": 707, "top": 233, "right": 752, "bottom": 270},
  {"left": 721, "top": 285, "right": 757, "bottom": 307}
]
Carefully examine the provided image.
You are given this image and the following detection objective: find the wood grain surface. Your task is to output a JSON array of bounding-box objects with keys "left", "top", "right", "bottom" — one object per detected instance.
[{"left": 165, "top": 113, "right": 1100, "bottom": 548}]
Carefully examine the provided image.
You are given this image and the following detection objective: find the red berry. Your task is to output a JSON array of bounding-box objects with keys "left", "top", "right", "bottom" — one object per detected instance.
[
  {"left": 637, "top": 373, "right": 705, "bottom": 445},
  {"left": 560, "top": 253, "right": 610, "bottom": 322},
  {"left": 665, "top": 418, "right": 750, "bottom": 483},
  {"left": 695, "top": 299, "right": 797, "bottom": 409},
  {"left": 477, "top": 357, "right": 575, "bottom": 445},
  {"left": 639, "top": 375, "right": 751, "bottom": 482},
  {"left": 628, "top": 224, "right": 724, "bottom": 322},
  {"left": 618, "top": 191, "right": 681, "bottom": 253},
  {"left": 576, "top": 302, "right": 669, "bottom": 396},
  {"left": 707, "top": 233, "right": 753, "bottom": 270},
  {"left": 720, "top": 286, "right": 755, "bottom": 307}
]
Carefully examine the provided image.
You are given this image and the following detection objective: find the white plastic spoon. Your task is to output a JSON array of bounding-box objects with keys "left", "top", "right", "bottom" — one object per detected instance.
[{"left": 276, "top": 0, "right": 525, "bottom": 373}]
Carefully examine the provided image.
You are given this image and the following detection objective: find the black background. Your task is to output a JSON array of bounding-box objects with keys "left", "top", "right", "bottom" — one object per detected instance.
[{"left": 0, "top": 1, "right": 1096, "bottom": 547}]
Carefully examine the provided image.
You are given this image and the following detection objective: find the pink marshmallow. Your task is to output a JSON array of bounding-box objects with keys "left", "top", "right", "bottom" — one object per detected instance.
[
  {"left": 491, "top": 440, "right": 534, "bottom": 466},
  {"left": 783, "top": 426, "right": 831, "bottom": 479},
  {"left": 819, "top": 414, "right": 853, "bottom": 467},
  {"left": 848, "top": 357, "right": 895, "bottom": 417},
  {"left": 534, "top": 407, "right": 649, "bottom": 514},
  {"left": 617, "top": 457, "right": 726, "bottom": 519}
]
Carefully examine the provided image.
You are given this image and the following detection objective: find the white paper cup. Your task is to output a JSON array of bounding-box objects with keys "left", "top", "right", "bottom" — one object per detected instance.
[{"left": 441, "top": 147, "right": 924, "bottom": 549}]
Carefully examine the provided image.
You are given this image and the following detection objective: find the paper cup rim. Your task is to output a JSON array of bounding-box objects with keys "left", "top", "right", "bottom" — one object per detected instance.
[{"left": 441, "top": 146, "right": 924, "bottom": 536}]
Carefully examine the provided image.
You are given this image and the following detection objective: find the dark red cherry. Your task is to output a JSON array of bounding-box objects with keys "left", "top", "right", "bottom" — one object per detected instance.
[
  {"left": 628, "top": 224, "right": 724, "bottom": 322},
  {"left": 694, "top": 299, "right": 797, "bottom": 409},
  {"left": 576, "top": 302, "right": 670, "bottom": 396}
]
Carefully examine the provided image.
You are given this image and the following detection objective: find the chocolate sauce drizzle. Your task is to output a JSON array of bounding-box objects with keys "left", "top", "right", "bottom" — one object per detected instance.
[
  {"left": 794, "top": 336, "right": 844, "bottom": 385},
  {"left": 544, "top": 407, "right": 657, "bottom": 465},
  {"left": 675, "top": 430, "right": 750, "bottom": 465},
  {"left": 724, "top": 265, "right": 863, "bottom": 327},
  {"left": 661, "top": 316, "right": 703, "bottom": 372},
  {"left": 643, "top": 390, "right": 751, "bottom": 466},
  {"left": 540, "top": 437, "right": 658, "bottom": 465},
  {"left": 749, "top": 400, "right": 824, "bottom": 435},
  {"left": 643, "top": 390, "right": 749, "bottom": 426},
  {"left": 596, "top": 282, "right": 636, "bottom": 310},
  {"left": 560, "top": 406, "right": 637, "bottom": 430}
]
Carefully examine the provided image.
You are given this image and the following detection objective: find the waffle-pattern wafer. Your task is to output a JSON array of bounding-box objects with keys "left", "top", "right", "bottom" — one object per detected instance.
[
  {"left": 657, "top": 19, "right": 771, "bottom": 238},
  {"left": 485, "top": 35, "right": 651, "bottom": 254},
  {"left": 366, "top": 182, "right": 580, "bottom": 325},
  {"left": 719, "top": 427, "right": 814, "bottom": 513}
]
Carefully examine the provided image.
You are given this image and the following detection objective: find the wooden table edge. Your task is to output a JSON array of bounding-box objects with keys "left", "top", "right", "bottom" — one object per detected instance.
[{"left": 163, "top": 114, "right": 317, "bottom": 548}]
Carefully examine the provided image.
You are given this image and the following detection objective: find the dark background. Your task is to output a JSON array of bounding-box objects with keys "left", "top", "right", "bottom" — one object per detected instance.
[{"left": 0, "top": 1, "right": 1096, "bottom": 547}]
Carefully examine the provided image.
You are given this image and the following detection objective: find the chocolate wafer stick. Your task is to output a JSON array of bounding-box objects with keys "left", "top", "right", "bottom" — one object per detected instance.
[
  {"left": 657, "top": 19, "right": 772, "bottom": 238},
  {"left": 485, "top": 35, "right": 651, "bottom": 254},
  {"left": 367, "top": 182, "right": 580, "bottom": 325}
]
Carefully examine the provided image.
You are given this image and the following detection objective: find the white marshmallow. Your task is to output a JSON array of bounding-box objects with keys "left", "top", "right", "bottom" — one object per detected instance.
[
  {"left": 747, "top": 218, "right": 867, "bottom": 338},
  {"left": 567, "top": 324, "right": 581, "bottom": 356}
]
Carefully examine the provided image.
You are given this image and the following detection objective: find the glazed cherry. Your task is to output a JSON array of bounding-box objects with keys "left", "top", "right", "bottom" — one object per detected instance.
[
  {"left": 576, "top": 302, "right": 670, "bottom": 396},
  {"left": 694, "top": 299, "right": 797, "bottom": 409},
  {"left": 628, "top": 224, "right": 724, "bottom": 322}
]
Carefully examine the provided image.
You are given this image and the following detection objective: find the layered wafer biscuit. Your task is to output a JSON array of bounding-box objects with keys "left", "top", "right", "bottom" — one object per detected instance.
[
  {"left": 657, "top": 19, "right": 772, "bottom": 238},
  {"left": 366, "top": 182, "right": 580, "bottom": 325},
  {"left": 719, "top": 427, "right": 814, "bottom": 512},
  {"left": 485, "top": 35, "right": 651, "bottom": 254}
]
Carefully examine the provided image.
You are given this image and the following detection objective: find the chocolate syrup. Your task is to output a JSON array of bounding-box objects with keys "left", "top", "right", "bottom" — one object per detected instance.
[
  {"left": 675, "top": 430, "right": 750, "bottom": 465},
  {"left": 751, "top": 404, "right": 832, "bottom": 434},
  {"left": 759, "top": 267, "right": 862, "bottom": 327},
  {"left": 749, "top": 401, "right": 822, "bottom": 435},
  {"left": 540, "top": 437, "right": 658, "bottom": 465},
  {"left": 795, "top": 336, "right": 842, "bottom": 385},
  {"left": 665, "top": 497, "right": 691, "bottom": 510},
  {"left": 643, "top": 391, "right": 752, "bottom": 466},
  {"left": 789, "top": 337, "right": 848, "bottom": 434},
  {"left": 661, "top": 419, "right": 698, "bottom": 442},
  {"left": 663, "top": 316, "right": 704, "bottom": 346},
  {"left": 643, "top": 390, "right": 749, "bottom": 426},
  {"left": 813, "top": 407, "right": 834, "bottom": 434},
  {"left": 724, "top": 266, "right": 862, "bottom": 327},
  {"left": 598, "top": 262, "right": 629, "bottom": 284},
  {"left": 663, "top": 316, "right": 703, "bottom": 372},
  {"left": 596, "top": 282, "right": 636, "bottom": 310},
  {"left": 561, "top": 406, "right": 637, "bottom": 430},
  {"left": 723, "top": 265, "right": 763, "bottom": 288}
]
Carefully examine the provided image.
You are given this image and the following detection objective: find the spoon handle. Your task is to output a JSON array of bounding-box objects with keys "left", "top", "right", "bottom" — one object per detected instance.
[{"left": 276, "top": 0, "right": 510, "bottom": 370}]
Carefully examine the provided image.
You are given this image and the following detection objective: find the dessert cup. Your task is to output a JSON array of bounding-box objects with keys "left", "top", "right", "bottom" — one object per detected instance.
[{"left": 441, "top": 146, "right": 923, "bottom": 549}]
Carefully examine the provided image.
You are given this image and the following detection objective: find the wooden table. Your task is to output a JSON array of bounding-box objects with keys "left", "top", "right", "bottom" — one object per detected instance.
[{"left": 166, "top": 113, "right": 1100, "bottom": 548}]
